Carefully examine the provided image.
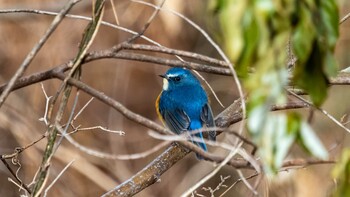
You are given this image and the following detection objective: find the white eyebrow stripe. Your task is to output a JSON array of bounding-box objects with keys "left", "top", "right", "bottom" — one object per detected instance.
[{"left": 166, "top": 73, "right": 179, "bottom": 77}]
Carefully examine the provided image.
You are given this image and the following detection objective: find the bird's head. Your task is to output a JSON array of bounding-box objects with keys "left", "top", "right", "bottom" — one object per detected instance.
[{"left": 159, "top": 67, "right": 200, "bottom": 91}]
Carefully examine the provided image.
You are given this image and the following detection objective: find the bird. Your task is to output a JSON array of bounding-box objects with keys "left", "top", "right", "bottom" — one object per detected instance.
[{"left": 155, "top": 67, "right": 216, "bottom": 159}]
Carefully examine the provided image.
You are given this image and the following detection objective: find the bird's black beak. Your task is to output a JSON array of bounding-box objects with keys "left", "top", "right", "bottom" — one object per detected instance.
[{"left": 159, "top": 74, "right": 167, "bottom": 79}]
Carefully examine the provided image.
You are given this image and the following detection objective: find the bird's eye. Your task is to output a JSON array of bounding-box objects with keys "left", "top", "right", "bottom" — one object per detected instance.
[{"left": 174, "top": 76, "right": 181, "bottom": 82}]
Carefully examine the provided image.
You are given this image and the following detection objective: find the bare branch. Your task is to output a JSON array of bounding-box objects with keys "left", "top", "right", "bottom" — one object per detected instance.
[
  {"left": 43, "top": 159, "right": 75, "bottom": 197},
  {"left": 125, "top": 0, "right": 165, "bottom": 43},
  {"left": 236, "top": 170, "right": 258, "bottom": 195},
  {"left": 288, "top": 89, "right": 350, "bottom": 134},
  {"left": 340, "top": 11, "right": 350, "bottom": 24},
  {"left": 32, "top": 1, "right": 103, "bottom": 195},
  {"left": 39, "top": 83, "right": 53, "bottom": 126},
  {"left": 0, "top": 65, "right": 69, "bottom": 93},
  {"left": 0, "top": 8, "right": 160, "bottom": 45},
  {"left": 109, "top": 0, "right": 119, "bottom": 25},
  {"left": 101, "top": 143, "right": 189, "bottom": 197},
  {"left": 120, "top": 43, "right": 228, "bottom": 67},
  {"left": 72, "top": 97, "right": 94, "bottom": 121},
  {"left": 219, "top": 172, "right": 259, "bottom": 197},
  {"left": 86, "top": 51, "right": 231, "bottom": 75},
  {"left": 61, "top": 129, "right": 170, "bottom": 160},
  {"left": 53, "top": 72, "right": 168, "bottom": 134},
  {"left": 180, "top": 147, "right": 243, "bottom": 197},
  {"left": 201, "top": 175, "right": 231, "bottom": 197},
  {"left": 0, "top": 0, "right": 80, "bottom": 109},
  {"left": 67, "top": 125, "right": 125, "bottom": 136},
  {"left": 0, "top": 158, "right": 31, "bottom": 194}
]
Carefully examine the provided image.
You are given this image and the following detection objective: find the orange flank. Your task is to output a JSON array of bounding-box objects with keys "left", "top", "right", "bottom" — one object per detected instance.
[{"left": 155, "top": 92, "right": 165, "bottom": 125}]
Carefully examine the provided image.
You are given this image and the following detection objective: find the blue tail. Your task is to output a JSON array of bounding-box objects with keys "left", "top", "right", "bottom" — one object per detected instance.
[{"left": 191, "top": 131, "right": 207, "bottom": 160}]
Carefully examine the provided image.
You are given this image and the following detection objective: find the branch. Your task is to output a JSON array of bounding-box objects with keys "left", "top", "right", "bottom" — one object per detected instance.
[
  {"left": 3, "top": 47, "right": 350, "bottom": 96},
  {"left": 119, "top": 43, "right": 228, "bottom": 67},
  {"left": 32, "top": 1, "right": 103, "bottom": 195},
  {"left": 0, "top": 61, "right": 338, "bottom": 196},
  {"left": 0, "top": 65, "right": 68, "bottom": 93},
  {"left": 0, "top": 158, "right": 31, "bottom": 194},
  {"left": 101, "top": 100, "right": 309, "bottom": 196},
  {"left": 330, "top": 72, "right": 350, "bottom": 85},
  {"left": 0, "top": 0, "right": 80, "bottom": 109},
  {"left": 85, "top": 50, "right": 231, "bottom": 75},
  {"left": 340, "top": 11, "right": 350, "bottom": 24},
  {"left": 53, "top": 72, "right": 167, "bottom": 132}
]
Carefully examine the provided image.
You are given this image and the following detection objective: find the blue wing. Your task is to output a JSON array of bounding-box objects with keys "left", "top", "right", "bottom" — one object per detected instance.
[
  {"left": 160, "top": 108, "right": 190, "bottom": 135},
  {"left": 158, "top": 93, "right": 213, "bottom": 160},
  {"left": 160, "top": 107, "right": 209, "bottom": 159},
  {"left": 201, "top": 103, "right": 216, "bottom": 141}
]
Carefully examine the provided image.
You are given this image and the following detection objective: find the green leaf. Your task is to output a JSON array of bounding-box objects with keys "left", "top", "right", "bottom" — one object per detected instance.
[
  {"left": 299, "top": 121, "right": 328, "bottom": 160},
  {"left": 332, "top": 149, "right": 350, "bottom": 197},
  {"left": 324, "top": 50, "right": 338, "bottom": 77},
  {"left": 292, "top": 6, "right": 316, "bottom": 64},
  {"left": 236, "top": 7, "right": 260, "bottom": 76},
  {"left": 248, "top": 105, "right": 268, "bottom": 135},
  {"left": 209, "top": 0, "right": 339, "bottom": 175},
  {"left": 273, "top": 114, "right": 297, "bottom": 169},
  {"left": 293, "top": 42, "right": 329, "bottom": 106},
  {"left": 216, "top": 0, "right": 246, "bottom": 68},
  {"left": 319, "top": 0, "right": 339, "bottom": 48},
  {"left": 292, "top": 0, "right": 339, "bottom": 107},
  {"left": 254, "top": 113, "right": 300, "bottom": 174},
  {"left": 208, "top": 0, "right": 229, "bottom": 13}
]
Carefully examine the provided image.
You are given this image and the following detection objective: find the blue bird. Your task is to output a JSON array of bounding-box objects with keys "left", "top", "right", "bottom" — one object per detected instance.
[{"left": 155, "top": 67, "right": 216, "bottom": 159}]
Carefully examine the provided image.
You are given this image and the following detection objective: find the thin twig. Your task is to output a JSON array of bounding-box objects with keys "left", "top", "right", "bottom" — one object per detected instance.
[
  {"left": 73, "top": 97, "right": 94, "bottom": 121},
  {"left": 54, "top": 91, "right": 80, "bottom": 153},
  {"left": 53, "top": 72, "right": 168, "bottom": 133},
  {"left": 237, "top": 170, "right": 258, "bottom": 195},
  {"left": 287, "top": 89, "right": 350, "bottom": 134},
  {"left": 120, "top": 43, "right": 228, "bottom": 67},
  {"left": 192, "top": 70, "right": 225, "bottom": 108},
  {"left": 340, "top": 12, "right": 350, "bottom": 24},
  {"left": 86, "top": 51, "right": 231, "bottom": 75},
  {"left": 39, "top": 83, "right": 53, "bottom": 126},
  {"left": 58, "top": 123, "right": 170, "bottom": 160},
  {"left": 0, "top": 9, "right": 159, "bottom": 45},
  {"left": 0, "top": 0, "right": 80, "bottom": 109},
  {"left": 180, "top": 145, "right": 243, "bottom": 197},
  {"left": 1, "top": 158, "right": 31, "bottom": 194},
  {"left": 8, "top": 178, "right": 30, "bottom": 196},
  {"left": 67, "top": 125, "right": 125, "bottom": 136},
  {"left": 49, "top": 0, "right": 105, "bottom": 112},
  {"left": 219, "top": 172, "right": 259, "bottom": 197},
  {"left": 129, "top": 0, "right": 226, "bottom": 108},
  {"left": 32, "top": 1, "right": 102, "bottom": 195},
  {"left": 43, "top": 159, "right": 75, "bottom": 197},
  {"left": 201, "top": 175, "right": 230, "bottom": 197},
  {"left": 109, "top": 0, "right": 119, "bottom": 25},
  {"left": 125, "top": 0, "right": 166, "bottom": 44},
  {"left": 1, "top": 134, "right": 46, "bottom": 160},
  {"left": 148, "top": 131, "right": 260, "bottom": 171}
]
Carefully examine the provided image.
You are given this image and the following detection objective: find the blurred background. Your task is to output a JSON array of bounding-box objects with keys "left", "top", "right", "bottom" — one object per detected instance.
[{"left": 0, "top": 0, "right": 349, "bottom": 196}]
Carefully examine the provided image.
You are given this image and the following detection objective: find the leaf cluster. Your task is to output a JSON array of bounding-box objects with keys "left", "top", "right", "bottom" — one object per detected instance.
[{"left": 210, "top": 0, "right": 339, "bottom": 173}]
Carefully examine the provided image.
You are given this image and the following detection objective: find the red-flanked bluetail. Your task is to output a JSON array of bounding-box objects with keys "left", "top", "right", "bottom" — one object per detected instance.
[{"left": 156, "top": 67, "right": 216, "bottom": 159}]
